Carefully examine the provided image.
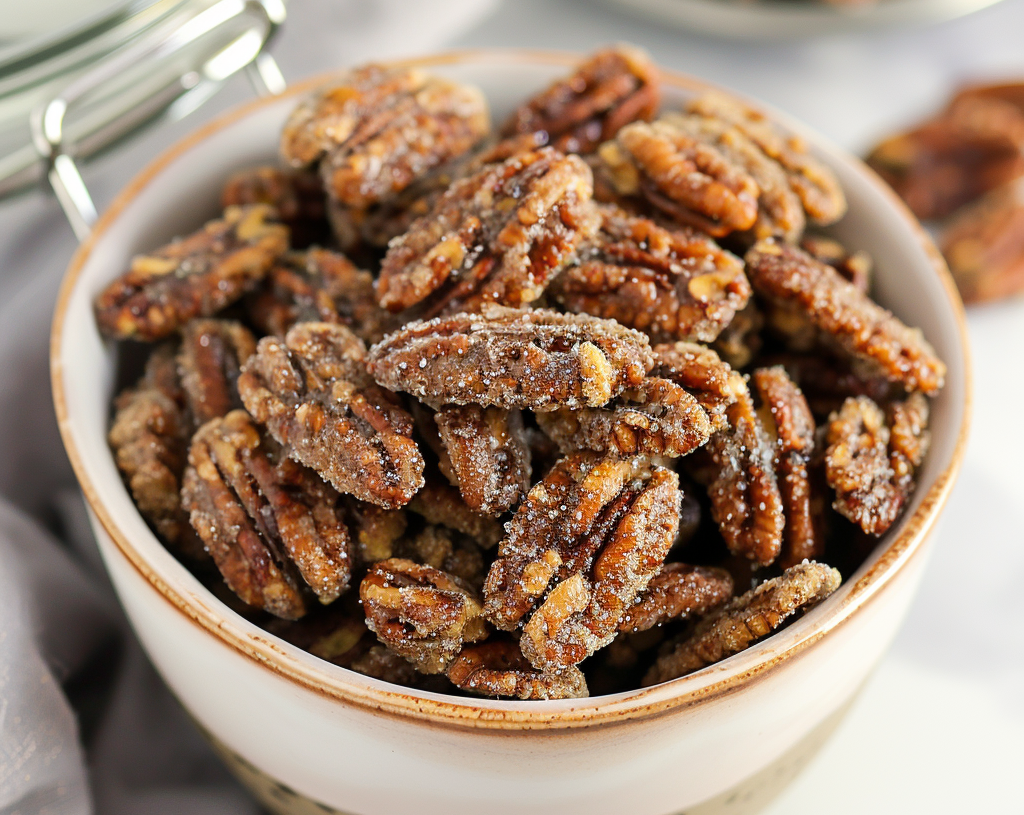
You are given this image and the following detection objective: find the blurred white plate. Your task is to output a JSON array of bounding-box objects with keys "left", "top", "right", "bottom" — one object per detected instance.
[{"left": 602, "top": 0, "right": 1009, "bottom": 38}]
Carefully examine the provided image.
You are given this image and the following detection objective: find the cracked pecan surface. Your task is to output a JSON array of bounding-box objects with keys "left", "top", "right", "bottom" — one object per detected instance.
[
  {"left": 619, "top": 563, "right": 733, "bottom": 633},
  {"left": 360, "top": 558, "right": 488, "bottom": 673},
  {"left": 95, "top": 205, "right": 288, "bottom": 341},
  {"left": 177, "top": 319, "right": 256, "bottom": 426},
  {"left": 447, "top": 638, "right": 588, "bottom": 700},
  {"left": 366, "top": 305, "right": 654, "bottom": 410},
  {"left": 550, "top": 206, "right": 750, "bottom": 343},
  {"left": 644, "top": 561, "right": 840, "bottom": 684},
  {"left": 501, "top": 45, "right": 660, "bottom": 154},
  {"left": 745, "top": 240, "right": 946, "bottom": 395},
  {"left": 181, "top": 410, "right": 353, "bottom": 619},
  {"left": 377, "top": 147, "right": 600, "bottom": 315},
  {"left": 221, "top": 165, "right": 327, "bottom": 247},
  {"left": 238, "top": 321, "right": 425, "bottom": 508}
]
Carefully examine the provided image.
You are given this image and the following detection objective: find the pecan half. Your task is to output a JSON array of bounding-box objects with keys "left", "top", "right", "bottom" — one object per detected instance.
[
  {"left": 181, "top": 411, "right": 354, "bottom": 619},
  {"left": 434, "top": 405, "right": 531, "bottom": 516},
  {"left": 220, "top": 165, "right": 327, "bottom": 247},
  {"left": 406, "top": 480, "right": 504, "bottom": 548},
  {"left": 95, "top": 205, "right": 287, "bottom": 341},
  {"left": 618, "top": 563, "right": 733, "bottom": 633},
  {"left": 360, "top": 558, "right": 488, "bottom": 673},
  {"left": 500, "top": 45, "right": 660, "bottom": 154},
  {"left": 377, "top": 147, "right": 600, "bottom": 315},
  {"left": 177, "top": 319, "right": 256, "bottom": 426},
  {"left": 535, "top": 376, "right": 712, "bottom": 458},
  {"left": 745, "top": 240, "right": 946, "bottom": 395},
  {"left": 549, "top": 206, "right": 750, "bottom": 343},
  {"left": 651, "top": 341, "right": 746, "bottom": 433},
  {"left": 644, "top": 561, "right": 840, "bottom": 684},
  {"left": 366, "top": 305, "right": 654, "bottom": 410},
  {"left": 238, "top": 322, "right": 425, "bottom": 508},
  {"left": 447, "top": 638, "right": 588, "bottom": 700},
  {"left": 825, "top": 393, "right": 929, "bottom": 536}
]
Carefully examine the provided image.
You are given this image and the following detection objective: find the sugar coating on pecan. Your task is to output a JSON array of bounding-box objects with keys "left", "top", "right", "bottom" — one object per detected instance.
[
  {"left": 825, "top": 394, "right": 929, "bottom": 536},
  {"left": 535, "top": 376, "right": 712, "bottom": 458},
  {"left": 753, "top": 366, "right": 823, "bottom": 568},
  {"left": 377, "top": 147, "right": 600, "bottom": 315},
  {"left": 651, "top": 341, "right": 746, "bottom": 433},
  {"left": 220, "top": 165, "right": 327, "bottom": 247},
  {"left": 447, "top": 638, "right": 589, "bottom": 700},
  {"left": 95, "top": 205, "right": 287, "bottom": 341},
  {"left": 177, "top": 319, "right": 256, "bottom": 426},
  {"left": 618, "top": 563, "right": 734, "bottom": 633},
  {"left": 434, "top": 405, "right": 531, "bottom": 516},
  {"left": 686, "top": 92, "right": 847, "bottom": 226},
  {"left": 644, "top": 561, "right": 840, "bottom": 684},
  {"left": 246, "top": 248, "right": 388, "bottom": 344},
  {"left": 501, "top": 45, "right": 660, "bottom": 155},
  {"left": 550, "top": 206, "right": 750, "bottom": 343},
  {"left": 406, "top": 480, "right": 504, "bottom": 548},
  {"left": 360, "top": 558, "right": 488, "bottom": 674},
  {"left": 238, "top": 322, "right": 425, "bottom": 508},
  {"left": 366, "top": 305, "right": 654, "bottom": 410},
  {"left": 744, "top": 240, "right": 946, "bottom": 395},
  {"left": 182, "top": 410, "right": 354, "bottom": 618}
]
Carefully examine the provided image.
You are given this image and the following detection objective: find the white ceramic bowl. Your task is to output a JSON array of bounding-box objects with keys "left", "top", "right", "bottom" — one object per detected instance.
[{"left": 51, "top": 50, "right": 970, "bottom": 815}]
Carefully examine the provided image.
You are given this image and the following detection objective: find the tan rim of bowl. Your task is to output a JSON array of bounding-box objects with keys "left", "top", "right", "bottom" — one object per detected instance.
[{"left": 51, "top": 48, "right": 972, "bottom": 732}]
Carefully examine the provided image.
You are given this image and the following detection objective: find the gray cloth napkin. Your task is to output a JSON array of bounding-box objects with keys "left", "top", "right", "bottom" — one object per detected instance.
[{"left": 0, "top": 2, "right": 496, "bottom": 813}]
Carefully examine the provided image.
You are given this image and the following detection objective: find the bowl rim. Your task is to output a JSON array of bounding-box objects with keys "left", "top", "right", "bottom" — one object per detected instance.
[{"left": 50, "top": 47, "right": 972, "bottom": 732}]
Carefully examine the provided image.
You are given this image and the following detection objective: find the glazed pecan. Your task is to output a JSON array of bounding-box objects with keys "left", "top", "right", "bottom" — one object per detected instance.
[
  {"left": 686, "top": 92, "right": 847, "bottom": 226},
  {"left": 825, "top": 394, "right": 929, "bottom": 536},
  {"left": 360, "top": 558, "right": 488, "bottom": 673},
  {"left": 181, "top": 410, "right": 353, "bottom": 619},
  {"left": 651, "top": 341, "right": 746, "bottom": 433},
  {"left": 549, "top": 206, "right": 751, "bottom": 343},
  {"left": 177, "top": 319, "right": 256, "bottom": 425},
  {"left": 500, "top": 45, "right": 660, "bottom": 154},
  {"left": 220, "top": 165, "right": 327, "bottom": 247},
  {"left": 238, "top": 321, "right": 425, "bottom": 508},
  {"left": 800, "top": 235, "right": 872, "bottom": 294},
  {"left": 406, "top": 481, "right": 504, "bottom": 548},
  {"left": 433, "top": 405, "right": 531, "bottom": 516},
  {"left": 95, "top": 205, "right": 287, "bottom": 341},
  {"left": 484, "top": 453, "right": 680, "bottom": 669},
  {"left": 644, "top": 561, "right": 840, "bottom": 684},
  {"left": 941, "top": 177, "right": 1024, "bottom": 304},
  {"left": 377, "top": 147, "right": 600, "bottom": 315},
  {"left": 447, "top": 638, "right": 588, "bottom": 700},
  {"left": 753, "top": 366, "right": 824, "bottom": 568},
  {"left": 246, "top": 248, "right": 388, "bottom": 344},
  {"left": 366, "top": 305, "right": 654, "bottom": 410},
  {"left": 535, "top": 376, "right": 712, "bottom": 458},
  {"left": 745, "top": 240, "right": 946, "bottom": 395},
  {"left": 618, "top": 563, "right": 733, "bottom": 633}
]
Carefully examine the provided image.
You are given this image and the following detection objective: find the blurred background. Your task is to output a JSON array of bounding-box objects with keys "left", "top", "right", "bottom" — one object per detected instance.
[{"left": 0, "top": 0, "right": 1021, "bottom": 812}]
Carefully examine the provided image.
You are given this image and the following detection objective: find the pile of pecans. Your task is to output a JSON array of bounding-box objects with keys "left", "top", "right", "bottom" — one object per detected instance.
[{"left": 100, "top": 47, "right": 945, "bottom": 700}]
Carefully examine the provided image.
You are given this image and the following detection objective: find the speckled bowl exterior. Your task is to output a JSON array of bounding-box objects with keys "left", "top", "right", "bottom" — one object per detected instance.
[{"left": 51, "top": 50, "right": 970, "bottom": 815}]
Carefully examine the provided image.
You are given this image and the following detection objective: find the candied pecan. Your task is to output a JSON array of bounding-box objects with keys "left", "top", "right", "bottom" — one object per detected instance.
[
  {"left": 220, "top": 165, "right": 327, "bottom": 247},
  {"left": 596, "top": 119, "right": 760, "bottom": 237},
  {"left": 366, "top": 305, "right": 654, "bottom": 410},
  {"left": 825, "top": 394, "right": 929, "bottom": 536},
  {"left": 619, "top": 563, "right": 733, "bottom": 633},
  {"left": 393, "top": 525, "right": 486, "bottom": 589},
  {"left": 644, "top": 561, "right": 840, "bottom": 684},
  {"left": 535, "top": 377, "right": 712, "bottom": 458},
  {"left": 406, "top": 480, "right": 504, "bottom": 548},
  {"left": 238, "top": 322, "right": 425, "bottom": 508},
  {"left": 651, "top": 341, "right": 746, "bottom": 432},
  {"left": 800, "top": 234, "right": 872, "bottom": 294},
  {"left": 360, "top": 558, "right": 488, "bottom": 673},
  {"left": 483, "top": 453, "right": 680, "bottom": 667},
  {"left": 705, "top": 385, "right": 785, "bottom": 567},
  {"left": 549, "top": 206, "right": 751, "bottom": 343},
  {"left": 501, "top": 45, "right": 660, "bottom": 154},
  {"left": 753, "top": 366, "right": 823, "bottom": 568},
  {"left": 433, "top": 405, "right": 531, "bottom": 516},
  {"left": 686, "top": 92, "right": 847, "bottom": 226},
  {"left": 95, "top": 205, "right": 288, "bottom": 341},
  {"left": 343, "top": 498, "right": 408, "bottom": 564},
  {"left": 177, "top": 319, "right": 256, "bottom": 426},
  {"left": 246, "top": 248, "right": 388, "bottom": 343},
  {"left": 941, "top": 178, "right": 1024, "bottom": 304},
  {"left": 745, "top": 240, "right": 946, "bottom": 395},
  {"left": 447, "top": 638, "right": 588, "bottom": 700},
  {"left": 181, "top": 411, "right": 354, "bottom": 619},
  {"left": 377, "top": 147, "right": 600, "bottom": 315}
]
